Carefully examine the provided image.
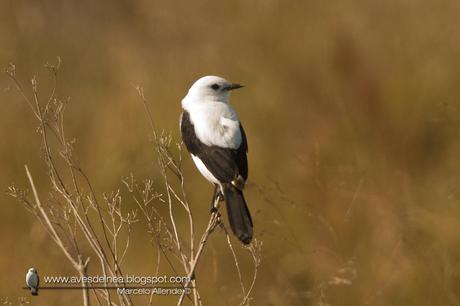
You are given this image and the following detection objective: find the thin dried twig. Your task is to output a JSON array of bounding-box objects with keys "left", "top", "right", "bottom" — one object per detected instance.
[
  {"left": 176, "top": 194, "right": 221, "bottom": 306},
  {"left": 6, "top": 64, "right": 262, "bottom": 306}
]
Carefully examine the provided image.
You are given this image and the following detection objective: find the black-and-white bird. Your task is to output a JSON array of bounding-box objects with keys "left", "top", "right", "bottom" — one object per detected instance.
[
  {"left": 180, "top": 76, "right": 253, "bottom": 244},
  {"left": 26, "top": 267, "right": 39, "bottom": 296}
]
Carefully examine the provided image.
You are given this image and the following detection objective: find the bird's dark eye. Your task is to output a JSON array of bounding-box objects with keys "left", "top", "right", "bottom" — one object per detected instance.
[{"left": 211, "top": 84, "right": 220, "bottom": 90}]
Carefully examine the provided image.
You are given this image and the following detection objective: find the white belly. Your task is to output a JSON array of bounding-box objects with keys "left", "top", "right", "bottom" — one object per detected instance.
[{"left": 191, "top": 155, "right": 220, "bottom": 185}]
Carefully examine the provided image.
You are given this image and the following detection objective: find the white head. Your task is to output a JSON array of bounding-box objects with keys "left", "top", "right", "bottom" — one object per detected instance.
[
  {"left": 28, "top": 268, "right": 37, "bottom": 274},
  {"left": 183, "top": 76, "right": 243, "bottom": 106}
]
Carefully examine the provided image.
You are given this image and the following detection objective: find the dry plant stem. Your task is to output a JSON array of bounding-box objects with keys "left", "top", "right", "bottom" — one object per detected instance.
[
  {"left": 7, "top": 65, "right": 135, "bottom": 306},
  {"left": 163, "top": 167, "right": 189, "bottom": 274},
  {"left": 135, "top": 86, "right": 198, "bottom": 304},
  {"left": 79, "top": 170, "right": 133, "bottom": 306},
  {"left": 25, "top": 165, "right": 90, "bottom": 306},
  {"left": 222, "top": 224, "right": 261, "bottom": 306},
  {"left": 222, "top": 224, "right": 246, "bottom": 297},
  {"left": 221, "top": 223, "right": 261, "bottom": 306},
  {"left": 177, "top": 197, "right": 221, "bottom": 306},
  {"left": 10, "top": 67, "right": 261, "bottom": 306},
  {"left": 239, "top": 243, "right": 261, "bottom": 306},
  {"left": 122, "top": 176, "right": 194, "bottom": 305},
  {"left": 7, "top": 69, "right": 112, "bottom": 304},
  {"left": 123, "top": 178, "right": 178, "bottom": 274},
  {"left": 78, "top": 256, "right": 91, "bottom": 306},
  {"left": 47, "top": 94, "right": 131, "bottom": 306},
  {"left": 135, "top": 87, "right": 190, "bottom": 271},
  {"left": 33, "top": 76, "right": 118, "bottom": 306}
]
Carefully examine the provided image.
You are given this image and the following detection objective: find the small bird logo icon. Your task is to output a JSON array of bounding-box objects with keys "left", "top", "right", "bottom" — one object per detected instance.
[{"left": 25, "top": 267, "right": 39, "bottom": 296}]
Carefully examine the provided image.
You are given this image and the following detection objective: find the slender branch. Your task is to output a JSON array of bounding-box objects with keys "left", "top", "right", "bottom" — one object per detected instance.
[
  {"left": 25, "top": 165, "right": 76, "bottom": 266},
  {"left": 177, "top": 197, "right": 221, "bottom": 306},
  {"left": 25, "top": 165, "right": 91, "bottom": 306},
  {"left": 239, "top": 241, "right": 262, "bottom": 306},
  {"left": 222, "top": 224, "right": 246, "bottom": 297}
]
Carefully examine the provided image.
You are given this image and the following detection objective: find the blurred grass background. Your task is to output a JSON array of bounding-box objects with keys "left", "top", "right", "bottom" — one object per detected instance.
[{"left": 1, "top": 0, "right": 460, "bottom": 305}]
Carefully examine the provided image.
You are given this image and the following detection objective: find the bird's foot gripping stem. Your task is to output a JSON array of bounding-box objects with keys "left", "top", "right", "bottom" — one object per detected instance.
[{"left": 209, "top": 184, "right": 223, "bottom": 214}]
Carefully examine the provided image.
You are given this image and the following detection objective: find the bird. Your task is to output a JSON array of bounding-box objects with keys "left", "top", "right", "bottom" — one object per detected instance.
[
  {"left": 180, "top": 75, "right": 253, "bottom": 244},
  {"left": 26, "top": 267, "right": 39, "bottom": 296}
]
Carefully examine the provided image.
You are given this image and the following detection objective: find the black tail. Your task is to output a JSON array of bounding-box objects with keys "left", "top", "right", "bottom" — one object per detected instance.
[{"left": 222, "top": 184, "right": 253, "bottom": 244}]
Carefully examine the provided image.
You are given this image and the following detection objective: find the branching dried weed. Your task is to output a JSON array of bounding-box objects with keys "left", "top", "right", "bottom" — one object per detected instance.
[{"left": 4, "top": 59, "right": 262, "bottom": 306}]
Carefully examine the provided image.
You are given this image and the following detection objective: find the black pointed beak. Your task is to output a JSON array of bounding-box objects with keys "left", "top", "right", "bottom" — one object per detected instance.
[{"left": 226, "top": 83, "right": 244, "bottom": 91}]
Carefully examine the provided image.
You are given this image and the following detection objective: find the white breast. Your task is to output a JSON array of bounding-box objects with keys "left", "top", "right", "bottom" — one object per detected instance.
[{"left": 186, "top": 102, "right": 242, "bottom": 149}]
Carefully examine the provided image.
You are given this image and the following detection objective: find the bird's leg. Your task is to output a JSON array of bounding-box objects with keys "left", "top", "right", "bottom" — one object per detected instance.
[
  {"left": 210, "top": 184, "right": 224, "bottom": 214},
  {"left": 210, "top": 184, "right": 219, "bottom": 213},
  {"left": 216, "top": 188, "right": 224, "bottom": 202}
]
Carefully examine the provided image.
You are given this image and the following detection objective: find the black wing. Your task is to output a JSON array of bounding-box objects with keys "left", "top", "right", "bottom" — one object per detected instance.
[{"left": 180, "top": 111, "right": 248, "bottom": 183}]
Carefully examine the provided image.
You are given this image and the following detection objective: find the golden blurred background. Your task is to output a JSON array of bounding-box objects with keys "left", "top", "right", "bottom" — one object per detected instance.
[{"left": 2, "top": 0, "right": 460, "bottom": 305}]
